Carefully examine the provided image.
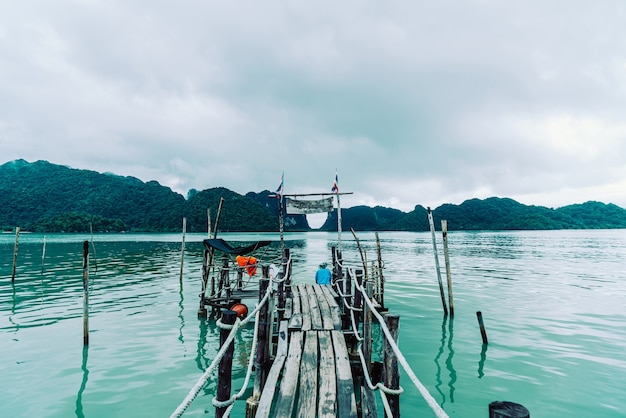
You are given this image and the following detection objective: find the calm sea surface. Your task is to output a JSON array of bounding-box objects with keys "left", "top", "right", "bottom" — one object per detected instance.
[{"left": 1, "top": 230, "right": 625, "bottom": 417}]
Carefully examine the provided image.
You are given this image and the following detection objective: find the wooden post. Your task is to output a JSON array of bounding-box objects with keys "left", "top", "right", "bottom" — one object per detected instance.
[
  {"left": 384, "top": 314, "right": 401, "bottom": 418},
  {"left": 179, "top": 217, "right": 186, "bottom": 284},
  {"left": 41, "top": 235, "right": 47, "bottom": 275},
  {"left": 345, "top": 267, "right": 353, "bottom": 329},
  {"left": 477, "top": 311, "right": 488, "bottom": 345},
  {"left": 198, "top": 249, "right": 209, "bottom": 318},
  {"left": 354, "top": 269, "right": 364, "bottom": 329},
  {"left": 427, "top": 207, "right": 448, "bottom": 316},
  {"left": 11, "top": 227, "right": 20, "bottom": 282},
  {"left": 375, "top": 232, "right": 385, "bottom": 308},
  {"left": 253, "top": 271, "right": 271, "bottom": 398},
  {"left": 441, "top": 220, "right": 455, "bottom": 317},
  {"left": 489, "top": 401, "right": 529, "bottom": 418},
  {"left": 215, "top": 309, "right": 237, "bottom": 418},
  {"left": 82, "top": 240, "right": 89, "bottom": 346},
  {"left": 284, "top": 248, "right": 292, "bottom": 298},
  {"left": 363, "top": 281, "right": 373, "bottom": 375}
]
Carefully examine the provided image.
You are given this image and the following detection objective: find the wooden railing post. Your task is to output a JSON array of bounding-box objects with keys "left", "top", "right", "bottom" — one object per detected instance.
[
  {"left": 384, "top": 314, "right": 401, "bottom": 418},
  {"left": 248, "top": 269, "right": 271, "bottom": 415},
  {"left": 215, "top": 309, "right": 237, "bottom": 418}
]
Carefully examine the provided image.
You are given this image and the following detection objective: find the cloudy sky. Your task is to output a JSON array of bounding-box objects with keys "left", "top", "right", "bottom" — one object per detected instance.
[{"left": 2, "top": 1, "right": 625, "bottom": 212}]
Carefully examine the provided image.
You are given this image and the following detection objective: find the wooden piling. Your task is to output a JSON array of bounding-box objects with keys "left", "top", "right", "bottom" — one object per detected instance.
[
  {"left": 253, "top": 272, "right": 272, "bottom": 399},
  {"left": 375, "top": 232, "right": 385, "bottom": 309},
  {"left": 427, "top": 208, "right": 449, "bottom": 316},
  {"left": 284, "top": 248, "right": 292, "bottom": 298},
  {"left": 198, "top": 249, "right": 209, "bottom": 318},
  {"left": 82, "top": 240, "right": 89, "bottom": 346},
  {"left": 441, "top": 220, "right": 455, "bottom": 317},
  {"left": 384, "top": 314, "right": 401, "bottom": 418},
  {"left": 363, "top": 281, "right": 373, "bottom": 374},
  {"left": 11, "top": 227, "right": 20, "bottom": 282},
  {"left": 489, "top": 401, "right": 529, "bottom": 418},
  {"left": 354, "top": 269, "right": 364, "bottom": 328},
  {"left": 215, "top": 309, "right": 237, "bottom": 418},
  {"left": 41, "top": 235, "right": 47, "bottom": 274},
  {"left": 179, "top": 217, "right": 186, "bottom": 284},
  {"left": 477, "top": 311, "right": 488, "bottom": 345}
]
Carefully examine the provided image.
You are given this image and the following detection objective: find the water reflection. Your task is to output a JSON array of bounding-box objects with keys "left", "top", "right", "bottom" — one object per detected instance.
[
  {"left": 434, "top": 316, "right": 456, "bottom": 406},
  {"left": 75, "top": 345, "right": 89, "bottom": 418},
  {"left": 478, "top": 344, "right": 488, "bottom": 378},
  {"left": 196, "top": 318, "right": 209, "bottom": 371}
]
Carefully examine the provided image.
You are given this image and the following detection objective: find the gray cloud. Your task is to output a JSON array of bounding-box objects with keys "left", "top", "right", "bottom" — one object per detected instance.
[{"left": 2, "top": 1, "right": 625, "bottom": 211}]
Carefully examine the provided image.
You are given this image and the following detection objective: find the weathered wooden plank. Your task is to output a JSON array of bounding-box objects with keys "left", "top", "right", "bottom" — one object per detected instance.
[
  {"left": 331, "top": 330, "right": 357, "bottom": 418},
  {"left": 307, "top": 285, "right": 324, "bottom": 330},
  {"left": 321, "top": 285, "right": 343, "bottom": 330},
  {"left": 273, "top": 331, "right": 303, "bottom": 417},
  {"left": 298, "top": 284, "right": 312, "bottom": 331},
  {"left": 283, "top": 297, "right": 293, "bottom": 319},
  {"left": 314, "top": 285, "right": 335, "bottom": 330},
  {"left": 289, "top": 286, "right": 302, "bottom": 329},
  {"left": 255, "top": 320, "right": 289, "bottom": 418},
  {"left": 296, "top": 332, "right": 318, "bottom": 418},
  {"left": 317, "top": 331, "right": 337, "bottom": 417}
]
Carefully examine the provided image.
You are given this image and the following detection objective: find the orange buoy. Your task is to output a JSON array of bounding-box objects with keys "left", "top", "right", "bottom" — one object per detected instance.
[{"left": 230, "top": 303, "right": 248, "bottom": 319}]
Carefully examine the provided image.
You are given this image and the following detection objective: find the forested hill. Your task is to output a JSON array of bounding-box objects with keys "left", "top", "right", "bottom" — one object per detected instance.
[{"left": 2, "top": 160, "right": 626, "bottom": 232}]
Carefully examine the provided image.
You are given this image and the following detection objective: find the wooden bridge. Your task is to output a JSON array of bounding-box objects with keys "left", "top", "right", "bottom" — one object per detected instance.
[{"left": 171, "top": 245, "right": 447, "bottom": 418}]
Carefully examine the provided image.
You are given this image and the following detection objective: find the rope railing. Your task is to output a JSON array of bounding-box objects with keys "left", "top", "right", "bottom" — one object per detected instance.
[
  {"left": 350, "top": 269, "right": 450, "bottom": 418},
  {"left": 170, "top": 281, "right": 273, "bottom": 418}
]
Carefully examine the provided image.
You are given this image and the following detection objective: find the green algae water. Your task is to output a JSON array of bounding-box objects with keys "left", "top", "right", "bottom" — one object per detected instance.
[{"left": 1, "top": 230, "right": 625, "bottom": 417}]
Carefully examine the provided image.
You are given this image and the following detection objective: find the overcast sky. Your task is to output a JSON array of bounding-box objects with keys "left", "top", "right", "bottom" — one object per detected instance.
[{"left": 2, "top": 1, "right": 625, "bottom": 212}]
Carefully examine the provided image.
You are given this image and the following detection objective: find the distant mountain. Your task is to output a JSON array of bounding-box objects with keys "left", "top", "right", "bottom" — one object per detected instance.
[
  {"left": 320, "top": 197, "right": 626, "bottom": 231},
  {"left": 0, "top": 160, "right": 278, "bottom": 232},
  {"left": 2, "top": 159, "right": 626, "bottom": 232}
]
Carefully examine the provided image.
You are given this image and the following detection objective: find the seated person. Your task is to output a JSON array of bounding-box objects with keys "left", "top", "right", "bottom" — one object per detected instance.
[{"left": 315, "top": 262, "right": 332, "bottom": 285}]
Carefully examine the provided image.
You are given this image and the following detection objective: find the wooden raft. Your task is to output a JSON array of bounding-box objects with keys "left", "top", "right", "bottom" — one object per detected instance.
[{"left": 255, "top": 284, "right": 358, "bottom": 418}]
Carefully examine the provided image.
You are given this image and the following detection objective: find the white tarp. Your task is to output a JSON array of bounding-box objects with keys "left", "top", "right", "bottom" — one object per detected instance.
[{"left": 285, "top": 197, "right": 334, "bottom": 214}]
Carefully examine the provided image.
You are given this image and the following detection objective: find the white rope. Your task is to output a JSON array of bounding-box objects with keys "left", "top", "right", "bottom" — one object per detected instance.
[
  {"left": 170, "top": 284, "right": 273, "bottom": 418},
  {"left": 211, "top": 306, "right": 261, "bottom": 415},
  {"left": 353, "top": 277, "right": 450, "bottom": 418}
]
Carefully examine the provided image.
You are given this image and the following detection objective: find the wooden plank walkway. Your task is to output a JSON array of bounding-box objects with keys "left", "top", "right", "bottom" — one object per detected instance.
[{"left": 255, "top": 284, "right": 358, "bottom": 418}]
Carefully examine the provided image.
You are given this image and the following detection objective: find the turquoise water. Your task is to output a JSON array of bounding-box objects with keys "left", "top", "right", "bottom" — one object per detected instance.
[{"left": 1, "top": 230, "right": 625, "bottom": 417}]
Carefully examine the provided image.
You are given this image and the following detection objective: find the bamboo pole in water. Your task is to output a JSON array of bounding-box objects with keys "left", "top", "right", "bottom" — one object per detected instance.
[
  {"left": 427, "top": 207, "right": 449, "bottom": 316},
  {"left": 11, "top": 227, "right": 20, "bottom": 282},
  {"left": 41, "top": 236, "right": 47, "bottom": 274},
  {"left": 82, "top": 240, "right": 90, "bottom": 346},
  {"left": 476, "top": 311, "right": 488, "bottom": 345},
  {"left": 179, "top": 217, "right": 186, "bottom": 284},
  {"left": 441, "top": 220, "right": 455, "bottom": 317}
]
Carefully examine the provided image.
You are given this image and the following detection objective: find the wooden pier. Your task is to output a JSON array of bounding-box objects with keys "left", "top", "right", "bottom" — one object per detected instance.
[
  {"left": 205, "top": 246, "right": 405, "bottom": 418},
  {"left": 253, "top": 283, "right": 357, "bottom": 417}
]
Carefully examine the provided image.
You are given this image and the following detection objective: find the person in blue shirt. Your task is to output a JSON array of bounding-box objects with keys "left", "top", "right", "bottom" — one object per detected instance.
[{"left": 315, "top": 262, "right": 332, "bottom": 285}]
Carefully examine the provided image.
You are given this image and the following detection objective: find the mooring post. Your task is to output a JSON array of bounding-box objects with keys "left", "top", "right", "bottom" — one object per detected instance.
[
  {"left": 375, "top": 232, "right": 385, "bottom": 309},
  {"left": 363, "top": 281, "right": 373, "bottom": 375},
  {"left": 488, "top": 401, "right": 529, "bottom": 418},
  {"left": 198, "top": 249, "right": 209, "bottom": 318},
  {"left": 477, "top": 311, "right": 489, "bottom": 345},
  {"left": 344, "top": 267, "right": 353, "bottom": 330},
  {"left": 215, "top": 309, "right": 237, "bottom": 418},
  {"left": 41, "top": 235, "right": 47, "bottom": 275},
  {"left": 11, "top": 226, "right": 20, "bottom": 282},
  {"left": 441, "top": 220, "right": 455, "bottom": 317},
  {"left": 179, "top": 217, "right": 186, "bottom": 284},
  {"left": 427, "top": 207, "right": 449, "bottom": 316},
  {"left": 354, "top": 269, "right": 364, "bottom": 329},
  {"left": 384, "top": 314, "right": 401, "bottom": 418},
  {"left": 247, "top": 272, "right": 271, "bottom": 416},
  {"left": 283, "top": 248, "right": 292, "bottom": 298},
  {"left": 277, "top": 253, "right": 286, "bottom": 318},
  {"left": 82, "top": 240, "right": 89, "bottom": 346}
]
